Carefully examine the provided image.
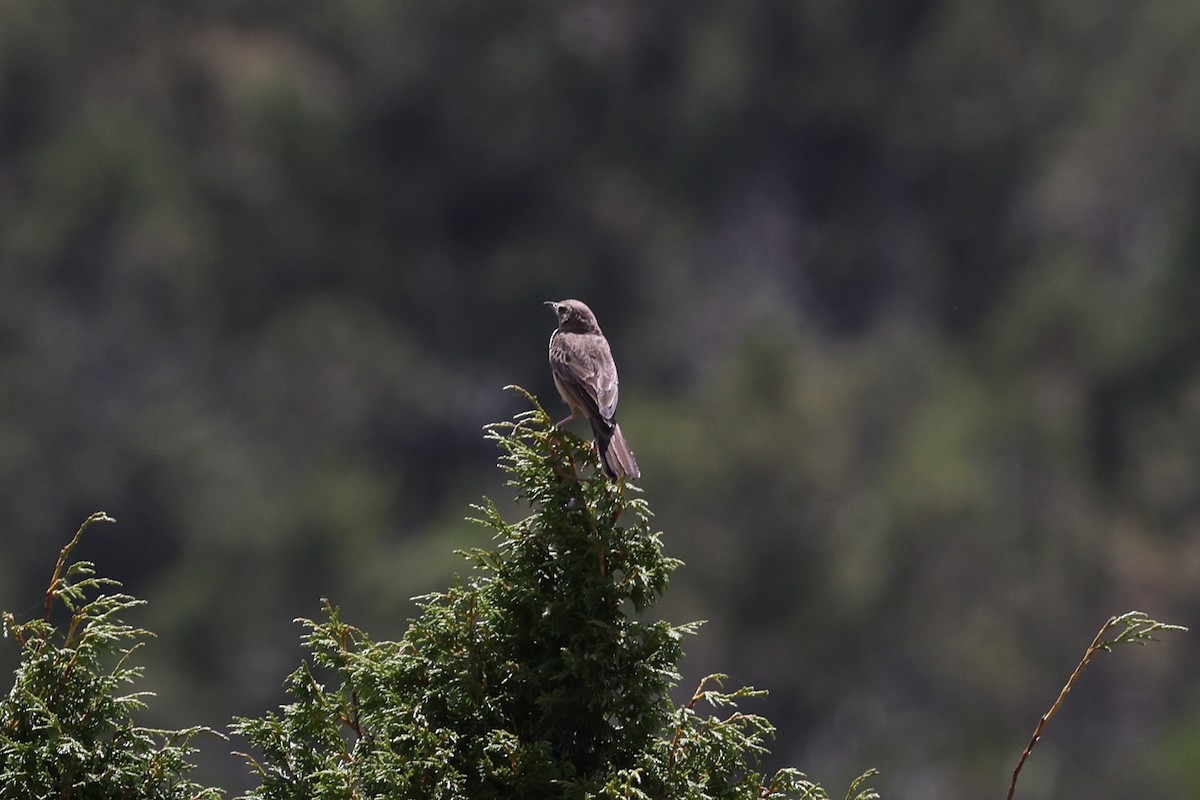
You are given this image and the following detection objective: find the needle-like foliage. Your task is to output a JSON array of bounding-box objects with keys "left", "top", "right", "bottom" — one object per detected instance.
[
  {"left": 0, "top": 512, "right": 222, "bottom": 800},
  {"left": 233, "top": 389, "right": 876, "bottom": 799}
]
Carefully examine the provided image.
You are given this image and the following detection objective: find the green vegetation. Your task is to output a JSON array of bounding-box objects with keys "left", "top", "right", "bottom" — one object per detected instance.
[
  {"left": 232, "top": 392, "right": 876, "bottom": 798},
  {"left": 0, "top": 513, "right": 220, "bottom": 800},
  {"left": 4, "top": 3, "right": 1200, "bottom": 796},
  {"left": 1, "top": 400, "right": 1187, "bottom": 798},
  {"left": 3, "top": 402, "right": 881, "bottom": 798}
]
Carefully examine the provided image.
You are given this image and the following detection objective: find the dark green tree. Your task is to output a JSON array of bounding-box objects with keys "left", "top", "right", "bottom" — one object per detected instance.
[
  {"left": 233, "top": 389, "right": 877, "bottom": 799},
  {"left": 0, "top": 513, "right": 221, "bottom": 800}
]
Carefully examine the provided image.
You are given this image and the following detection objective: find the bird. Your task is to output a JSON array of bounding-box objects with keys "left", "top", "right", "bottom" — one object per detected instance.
[{"left": 545, "top": 299, "right": 640, "bottom": 481}]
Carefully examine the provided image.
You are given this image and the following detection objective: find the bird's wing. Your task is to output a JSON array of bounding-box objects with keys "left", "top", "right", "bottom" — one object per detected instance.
[
  {"left": 553, "top": 333, "right": 620, "bottom": 423},
  {"left": 578, "top": 336, "right": 619, "bottom": 422},
  {"left": 590, "top": 348, "right": 619, "bottom": 421}
]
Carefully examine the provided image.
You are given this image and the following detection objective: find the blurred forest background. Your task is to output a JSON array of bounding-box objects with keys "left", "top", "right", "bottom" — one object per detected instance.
[{"left": 2, "top": 2, "right": 1200, "bottom": 798}]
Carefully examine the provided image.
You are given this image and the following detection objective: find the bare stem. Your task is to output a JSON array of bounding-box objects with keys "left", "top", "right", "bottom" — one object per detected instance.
[
  {"left": 1007, "top": 611, "right": 1185, "bottom": 800},
  {"left": 43, "top": 512, "right": 116, "bottom": 622}
]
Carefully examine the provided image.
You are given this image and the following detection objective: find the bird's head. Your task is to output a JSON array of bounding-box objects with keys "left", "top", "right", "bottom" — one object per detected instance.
[{"left": 545, "top": 299, "right": 601, "bottom": 333}]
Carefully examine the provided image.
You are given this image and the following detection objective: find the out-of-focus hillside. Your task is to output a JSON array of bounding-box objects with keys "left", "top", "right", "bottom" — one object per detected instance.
[{"left": 2, "top": 3, "right": 1199, "bottom": 797}]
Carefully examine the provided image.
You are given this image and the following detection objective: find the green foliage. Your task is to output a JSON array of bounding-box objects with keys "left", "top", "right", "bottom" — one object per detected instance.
[
  {"left": 6, "top": 3, "right": 1200, "bottom": 792},
  {"left": 233, "top": 390, "right": 876, "bottom": 799},
  {"left": 0, "top": 513, "right": 221, "bottom": 800}
]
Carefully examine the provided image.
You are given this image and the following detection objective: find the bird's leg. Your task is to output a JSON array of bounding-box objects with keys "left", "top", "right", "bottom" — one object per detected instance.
[{"left": 554, "top": 406, "right": 578, "bottom": 429}]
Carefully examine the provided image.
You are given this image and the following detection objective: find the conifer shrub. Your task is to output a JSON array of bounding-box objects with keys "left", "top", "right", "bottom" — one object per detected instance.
[
  {"left": 233, "top": 389, "right": 877, "bottom": 799},
  {"left": 0, "top": 513, "right": 221, "bottom": 800},
  {"left": 1, "top": 392, "right": 1184, "bottom": 799}
]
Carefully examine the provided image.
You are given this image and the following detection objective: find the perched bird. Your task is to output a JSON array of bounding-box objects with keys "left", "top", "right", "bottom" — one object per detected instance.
[{"left": 545, "top": 299, "right": 640, "bottom": 481}]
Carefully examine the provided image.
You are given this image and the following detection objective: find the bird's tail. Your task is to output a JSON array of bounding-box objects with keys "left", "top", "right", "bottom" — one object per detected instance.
[{"left": 592, "top": 419, "right": 640, "bottom": 481}]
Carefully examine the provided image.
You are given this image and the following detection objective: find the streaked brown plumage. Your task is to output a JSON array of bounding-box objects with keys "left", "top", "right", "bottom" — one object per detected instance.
[{"left": 545, "top": 299, "right": 640, "bottom": 481}]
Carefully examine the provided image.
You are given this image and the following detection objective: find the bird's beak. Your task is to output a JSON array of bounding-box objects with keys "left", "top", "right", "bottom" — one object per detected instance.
[{"left": 544, "top": 300, "right": 558, "bottom": 311}]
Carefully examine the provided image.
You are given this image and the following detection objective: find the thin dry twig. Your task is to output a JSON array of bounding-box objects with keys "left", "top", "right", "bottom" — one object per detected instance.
[
  {"left": 1007, "top": 611, "right": 1185, "bottom": 800},
  {"left": 43, "top": 511, "right": 115, "bottom": 622}
]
